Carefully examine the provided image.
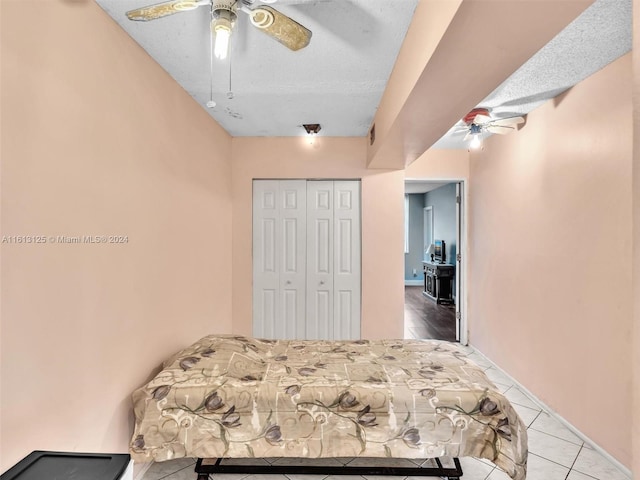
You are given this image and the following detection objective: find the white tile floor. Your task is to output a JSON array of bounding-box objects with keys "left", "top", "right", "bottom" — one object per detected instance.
[{"left": 140, "top": 346, "right": 631, "bottom": 480}]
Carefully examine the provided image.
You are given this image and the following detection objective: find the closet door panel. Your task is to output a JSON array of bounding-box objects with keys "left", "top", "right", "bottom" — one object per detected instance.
[
  {"left": 253, "top": 181, "right": 281, "bottom": 338},
  {"left": 333, "top": 181, "right": 361, "bottom": 340},
  {"left": 306, "top": 181, "right": 334, "bottom": 340},
  {"left": 260, "top": 289, "right": 277, "bottom": 339},
  {"left": 279, "top": 181, "right": 307, "bottom": 339}
]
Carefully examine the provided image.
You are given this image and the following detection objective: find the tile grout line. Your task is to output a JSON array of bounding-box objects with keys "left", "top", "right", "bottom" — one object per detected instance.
[
  {"left": 156, "top": 463, "right": 196, "bottom": 480},
  {"left": 284, "top": 474, "right": 329, "bottom": 480},
  {"left": 482, "top": 465, "right": 496, "bottom": 480},
  {"left": 528, "top": 424, "right": 583, "bottom": 447},
  {"left": 564, "top": 444, "right": 585, "bottom": 480},
  {"left": 526, "top": 450, "right": 581, "bottom": 475},
  {"left": 526, "top": 409, "right": 543, "bottom": 428}
]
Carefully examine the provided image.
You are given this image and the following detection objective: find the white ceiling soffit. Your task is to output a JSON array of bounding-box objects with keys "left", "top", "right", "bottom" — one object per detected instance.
[
  {"left": 433, "top": 0, "right": 632, "bottom": 149},
  {"left": 405, "top": 181, "right": 450, "bottom": 195},
  {"left": 95, "top": 0, "right": 419, "bottom": 137}
]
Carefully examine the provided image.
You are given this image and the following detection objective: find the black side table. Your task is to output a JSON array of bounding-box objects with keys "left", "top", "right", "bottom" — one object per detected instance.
[{"left": 1, "top": 451, "right": 131, "bottom": 480}]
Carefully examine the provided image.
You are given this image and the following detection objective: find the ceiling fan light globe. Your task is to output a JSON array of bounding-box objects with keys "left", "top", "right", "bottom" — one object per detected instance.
[
  {"left": 250, "top": 9, "right": 274, "bottom": 28},
  {"left": 211, "top": 12, "right": 233, "bottom": 59},
  {"left": 214, "top": 26, "right": 231, "bottom": 59},
  {"left": 469, "top": 135, "right": 482, "bottom": 149}
]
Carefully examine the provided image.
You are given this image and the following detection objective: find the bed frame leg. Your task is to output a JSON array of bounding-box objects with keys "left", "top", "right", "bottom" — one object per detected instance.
[{"left": 196, "top": 474, "right": 209, "bottom": 480}]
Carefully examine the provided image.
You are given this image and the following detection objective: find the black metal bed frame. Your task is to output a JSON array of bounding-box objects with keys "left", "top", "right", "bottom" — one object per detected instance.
[{"left": 195, "top": 457, "right": 463, "bottom": 480}]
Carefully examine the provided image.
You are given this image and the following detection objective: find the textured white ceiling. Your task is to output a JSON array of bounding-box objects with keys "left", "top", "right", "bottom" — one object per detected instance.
[
  {"left": 95, "top": 0, "right": 419, "bottom": 137},
  {"left": 95, "top": 0, "right": 630, "bottom": 143},
  {"left": 433, "top": 0, "right": 632, "bottom": 149}
]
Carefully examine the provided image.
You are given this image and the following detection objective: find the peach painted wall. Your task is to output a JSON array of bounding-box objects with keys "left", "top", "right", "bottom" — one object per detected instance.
[
  {"left": 469, "top": 54, "right": 633, "bottom": 467},
  {"left": 1, "top": 0, "right": 232, "bottom": 471},
  {"left": 405, "top": 148, "right": 469, "bottom": 180},
  {"left": 231, "top": 137, "right": 405, "bottom": 340}
]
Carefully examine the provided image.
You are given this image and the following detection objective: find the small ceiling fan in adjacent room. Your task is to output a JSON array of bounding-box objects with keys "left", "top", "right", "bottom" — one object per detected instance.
[
  {"left": 454, "top": 108, "right": 525, "bottom": 150},
  {"left": 125, "top": 0, "right": 312, "bottom": 60}
]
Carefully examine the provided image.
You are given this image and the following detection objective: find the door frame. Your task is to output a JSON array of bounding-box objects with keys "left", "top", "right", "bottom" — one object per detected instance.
[
  {"left": 404, "top": 178, "right": 469, "bottom": 346},
  {"left": 423, "top": 206, "right": 433, "bottom": 262}
]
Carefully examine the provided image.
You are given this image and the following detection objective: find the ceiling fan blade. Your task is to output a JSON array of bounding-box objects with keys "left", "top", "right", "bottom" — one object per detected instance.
[
  {"left": 486, "top": 125, "right": 516, "bottom": 135},
  {"left": 490, "top": 116, "right": 525, "bottom": 127},
  {"left": 473, "top": 114, "right": 492, "bottom": 125},
  {"left": 463, "top": 131, "right": 471, "bottom": 141},
  {"left": 126, "top": 0, "right": 205, "bottom": 21},
  {"left": 247, "top": 6, "right": 312, "bottom": 51}
]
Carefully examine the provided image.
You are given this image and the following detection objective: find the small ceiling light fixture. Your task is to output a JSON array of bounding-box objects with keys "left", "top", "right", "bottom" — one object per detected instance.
[
  {"left": 469, "top": 135, "right": 482, "bottom": 150},
  {"left": 302, "top": 123, "right": 321, "bottom": 146},
  {"left": 211, "top": 1, "right": 237, "bottom": 60},
  {"left": 303, "top": 124, "right": 321, "bottom": 135},
  {"left": 469, "top": 123, "right": 483, "bottom": 150}
]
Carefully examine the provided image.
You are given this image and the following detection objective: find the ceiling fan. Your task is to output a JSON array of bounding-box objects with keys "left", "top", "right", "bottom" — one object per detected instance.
[
  {"left": 455, "top": 108, "right": 525, "bottom": 149},
  {"left": 126, "top": 0, "right": 312, "bottom": 60}
]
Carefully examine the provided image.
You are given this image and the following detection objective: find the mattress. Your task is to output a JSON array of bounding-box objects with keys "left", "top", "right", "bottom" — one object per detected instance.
[{"left": 130, "top": 335, "right": 527, "bottom": 480}]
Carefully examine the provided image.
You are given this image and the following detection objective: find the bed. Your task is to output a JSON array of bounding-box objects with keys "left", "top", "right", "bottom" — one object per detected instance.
[{"left": 130, "top": 335, "right": 527, "bottom": 480}]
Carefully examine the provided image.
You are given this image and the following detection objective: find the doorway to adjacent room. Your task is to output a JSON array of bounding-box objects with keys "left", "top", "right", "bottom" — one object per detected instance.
[{"left": 403, "top": 180, "right": 466, "bottom": 343}]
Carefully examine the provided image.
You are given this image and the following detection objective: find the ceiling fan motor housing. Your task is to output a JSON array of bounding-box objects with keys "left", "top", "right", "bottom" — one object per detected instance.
[
  {"left": 212, "top": 1, "right": 237, "bottom": 19},
  {"left": 211, "top": 0, "right": 237, "bottom": 38},
  {"left": 212, "top": 0, "right": 236, "bottom": 10}
]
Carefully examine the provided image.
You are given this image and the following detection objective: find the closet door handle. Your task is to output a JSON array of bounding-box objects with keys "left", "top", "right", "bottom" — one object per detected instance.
[
  {"left": 286, "top": 280, "right": 292, "bottom": 285},
  {"left": 320, "top": 280, "right": 325, "bottom": 285}
]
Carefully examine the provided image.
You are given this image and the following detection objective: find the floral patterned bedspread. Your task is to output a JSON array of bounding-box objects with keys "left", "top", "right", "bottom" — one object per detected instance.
[{"left": 130, "top": 335, "right": 527, "bottom": 480}]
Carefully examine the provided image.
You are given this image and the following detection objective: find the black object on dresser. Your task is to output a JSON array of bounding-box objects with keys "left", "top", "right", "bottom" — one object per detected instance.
[{"left": 423, "top": 261, "right": 455, "bottom": 304}]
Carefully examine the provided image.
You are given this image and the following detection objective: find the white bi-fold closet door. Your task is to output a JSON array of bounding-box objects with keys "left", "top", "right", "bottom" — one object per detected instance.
[{"left": 253, "top": 180, "right": 361, "bottom": 341}]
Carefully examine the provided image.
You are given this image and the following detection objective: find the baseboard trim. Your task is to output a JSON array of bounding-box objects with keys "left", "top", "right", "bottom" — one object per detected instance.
[
  {"left": 471, "top": 348, "right": 632, "bottom": 478},
  {"left": 404, "top": 280, "right": 423, "bottom": 286}
]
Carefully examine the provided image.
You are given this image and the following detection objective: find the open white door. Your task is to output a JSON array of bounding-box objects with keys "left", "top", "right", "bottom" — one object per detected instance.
[{"left": 455, "top": 182, "right": 463, "bottom": 343}]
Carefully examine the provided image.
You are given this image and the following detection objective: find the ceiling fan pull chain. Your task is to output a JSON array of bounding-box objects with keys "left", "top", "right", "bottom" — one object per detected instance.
[
  {"left": 207, "top": 20, "right": 216, "bottom": 108},
  {"left": 227, "top": 47, "right": 234, "bottom": 100}
]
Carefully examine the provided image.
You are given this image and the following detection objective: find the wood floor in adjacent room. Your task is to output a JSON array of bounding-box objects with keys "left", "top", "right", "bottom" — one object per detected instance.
[{"left": 404, "top": 286, "right": 456, "bottom": 342}]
